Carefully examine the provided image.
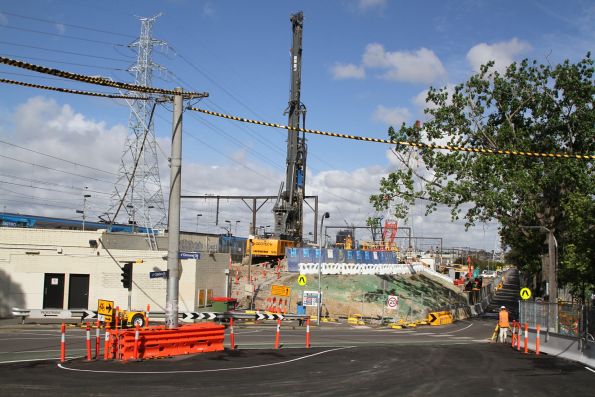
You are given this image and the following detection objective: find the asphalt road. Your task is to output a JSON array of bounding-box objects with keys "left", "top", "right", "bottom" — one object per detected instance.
[{"left": 1, "top": 316, "right": 594, "bottom": 396}]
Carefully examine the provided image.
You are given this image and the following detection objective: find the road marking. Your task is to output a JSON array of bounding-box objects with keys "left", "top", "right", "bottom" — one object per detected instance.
[
  {"left": 430, "top": 334, "right": 454, "bottom": 337},
  {"left": 585, "top": 366, "right": 595, "bottom": 374},
  {"left": 0, "top": 355, "right": 83, "bottom": 365},
  {"left": 413, "top": 332, "right": 435, "bottom": 336},
  {"left": 57, "top": 346, "right": 355, "bottom": 374},
  {"left": 449, "top": 323, "right": 473, "bottom": 333},
  {"left": 0, "top": 348, "right": 86, "bottom": 355}
]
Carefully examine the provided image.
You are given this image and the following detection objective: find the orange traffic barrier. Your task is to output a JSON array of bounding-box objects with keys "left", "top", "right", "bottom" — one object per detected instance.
[
  {"left": 274, "top": 319, "right": 281, "bottom": 349},
  {"left": 511, "top": 320, "right": 517, "bottom": 348},
  {"left": 306, "top": 318, "right": 311, "bottom": 348},
  {"left": 516, "top": 323, "right": 521, "bottom": 351},
  {"left": 524, "top": 323, "right": 529, "bottom": 354},
  {"left": 86, "top": 323, "right": 92, "bottom": 361},
  {"left": 536, "top": 324, "right": 541, "bottom": 355},
  {"left": 134, "top": 324, "right": 140, "bottom": 360},
  {"left": 104, "top": 323, "right": 111, "bottom": 360},
  {"left": 146, "top": 304, "right": 151, "bottom": 328},
  {"left": 60, "top": 323, "right": 66, "bottom": 363},
  {"left": 95, "top": 318, "right": 100, "bottom": 358},
  {"left": 230, "top": 317, "right": 235, "bottom": 350},
  {"left": 117, "top": 323, "right": 224, "bottom": 361}
]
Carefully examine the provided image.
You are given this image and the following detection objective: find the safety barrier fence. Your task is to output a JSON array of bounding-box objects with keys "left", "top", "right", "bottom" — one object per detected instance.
[
  {"left": 56, "top": 312, "right": 311, "bottom": 362},
  {"left": 12, "top": 307, "right": 308, "bottom": 324},
  {"left": 514, "top": 304, "right": 595, "bottom": 368}
]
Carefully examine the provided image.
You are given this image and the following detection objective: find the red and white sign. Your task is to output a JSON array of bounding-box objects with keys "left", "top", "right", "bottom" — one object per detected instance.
[{"left": 386, "top": 295, "right": 399, "bottom": 310}]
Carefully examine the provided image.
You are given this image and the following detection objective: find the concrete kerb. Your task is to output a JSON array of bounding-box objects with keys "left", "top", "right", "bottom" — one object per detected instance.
[{"left": 520, "top": 328, "right": 595, "bottom": 369}]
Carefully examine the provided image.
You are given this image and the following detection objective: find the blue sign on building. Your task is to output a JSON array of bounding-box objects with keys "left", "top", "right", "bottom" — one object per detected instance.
[{"left": 178, "top": 251, "right": 200, "bottom": 260}]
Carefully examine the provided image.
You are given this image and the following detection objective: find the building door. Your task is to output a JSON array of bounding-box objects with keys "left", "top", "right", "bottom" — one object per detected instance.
[
  {"left": 68, "top": 274, "right": 89, "bottom": 309},
  {"left": 43, "top": 273, "right": 65, "bottom": 309}
]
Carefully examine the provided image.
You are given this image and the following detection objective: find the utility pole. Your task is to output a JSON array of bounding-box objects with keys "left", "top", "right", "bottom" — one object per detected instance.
[{"left": 165, "top": 88, "right": 183, "bottom": 329}]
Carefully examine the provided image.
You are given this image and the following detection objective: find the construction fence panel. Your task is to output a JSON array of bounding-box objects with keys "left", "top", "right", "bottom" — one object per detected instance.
[{"left": 519, "top": 301, "right": 593, "bottom": 339}]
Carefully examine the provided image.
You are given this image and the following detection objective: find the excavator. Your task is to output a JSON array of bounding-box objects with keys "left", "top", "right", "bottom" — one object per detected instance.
[{"left": 247, "top": 12, "right": 307, "bottom": 261}]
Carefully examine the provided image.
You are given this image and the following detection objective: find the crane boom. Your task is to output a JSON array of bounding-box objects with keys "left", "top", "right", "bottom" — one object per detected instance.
[{"left": 273, "top": 11, "right": 307, "bottom": 243}]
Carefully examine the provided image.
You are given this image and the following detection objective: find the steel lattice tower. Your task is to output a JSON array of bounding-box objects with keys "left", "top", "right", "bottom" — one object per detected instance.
[{"left": 107, "top": 15, "right": 167, "bottom": 233}]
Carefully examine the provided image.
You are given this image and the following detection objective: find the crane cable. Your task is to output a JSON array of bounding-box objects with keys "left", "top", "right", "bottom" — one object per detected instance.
[
  {"left": 188, "top": 107, "right": 595, "bottom": 161},
  {"left": 0, "top": 55, "right": 208, "bottom": 98}
]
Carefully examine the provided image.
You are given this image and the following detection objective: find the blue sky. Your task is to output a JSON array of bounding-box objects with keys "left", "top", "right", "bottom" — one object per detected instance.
[{"left": 0, "top": 0, "right": 593, "bottom": 251}]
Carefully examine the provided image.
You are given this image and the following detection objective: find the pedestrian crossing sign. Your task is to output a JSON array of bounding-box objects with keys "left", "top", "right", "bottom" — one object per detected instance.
[{"left": 520, "top": 288, "right": 532, "bottom": 300}]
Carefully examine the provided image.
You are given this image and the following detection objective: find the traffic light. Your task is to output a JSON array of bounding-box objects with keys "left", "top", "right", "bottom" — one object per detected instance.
[{"left": 121, "top": 262, "right": 132, "bottom": 289}]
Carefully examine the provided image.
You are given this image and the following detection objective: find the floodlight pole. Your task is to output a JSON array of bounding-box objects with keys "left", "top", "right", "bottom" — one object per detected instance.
[{"left": 317, "top": 212, "right": 329, "bottom": 326}]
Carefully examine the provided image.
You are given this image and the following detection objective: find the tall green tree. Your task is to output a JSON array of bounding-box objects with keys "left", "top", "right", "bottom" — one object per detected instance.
[{"left": 371, "top": 55, "right": 595, "bottom": 298}]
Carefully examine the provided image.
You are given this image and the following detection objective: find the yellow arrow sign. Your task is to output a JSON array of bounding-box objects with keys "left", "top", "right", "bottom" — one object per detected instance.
[
  {"left": 297, "top": 274, "right": 307, "bottom": 286},
  {"left": 520, "top": 288, "right": 532, "bottom": 300}
]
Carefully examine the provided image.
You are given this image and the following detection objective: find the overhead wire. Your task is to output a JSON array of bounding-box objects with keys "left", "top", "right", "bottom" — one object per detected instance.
[
  {"left": 0, "top": 25, "right": 128, "bottom": 47},
  {"left": 188, "top": 107, "right": 595, "bottom": 161},
  {"left": 0, "top": 10, "right": 137, "bottom": 39},
  {"left": 0, "top": 77, "right": 151, "bottom": 99},
  {"left": 0, "top": 172, "right": 112, "bottom": 196},
  {"left": 0, "top": 41, "right": 133, "bottom": 63},
  {"left": 0, "top": 153, "right": 127, "bottom": 187},
  {"left": 0, "top": 55, "right": 208, "bottom": 96},
  {"left": 1, "top": 139, "right": 116, "bottom": 176}
]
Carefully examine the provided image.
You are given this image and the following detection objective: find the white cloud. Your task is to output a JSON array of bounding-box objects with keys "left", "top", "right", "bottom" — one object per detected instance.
[
  {"left": 0, "top": 97, "right": 127, "bottom": 219},
  {"left": 330, "top": 63, "right": 366, "bottom": 80},
  {"left": 202, "top": 2, "right": 215, "bottom": 17},
  {"left": 412, "top": 84, "right": 456, "bottom": 112},
  {"left": 373, "top": 105, "right": 411, "bottom": 127},
  {"left": 357, "top": 0, "right": 387, "bottom": 11},
  {"left": 54, "top": 23, "right": 65, "bottom": 35},
  {"left": 466, "top": 38, "right": 531, "bottom": 73},
  {"left": 362, "top": 43, "right": 446, "bottom": 84},
  {"left": 0, "top": 12, "right": 7, "bottom": 25},
  {"left": 0, "top": 97, "right": 499, "bottom": 250}
]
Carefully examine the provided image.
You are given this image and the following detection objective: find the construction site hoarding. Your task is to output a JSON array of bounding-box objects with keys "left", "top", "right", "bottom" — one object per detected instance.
[{"left": 286, "top": 247, "right": 398, "bottom": 272}]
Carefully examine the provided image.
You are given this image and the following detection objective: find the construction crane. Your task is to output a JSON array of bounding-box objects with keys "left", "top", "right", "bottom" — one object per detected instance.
[
  {"left": 247, "top": 11, "right": 307, "bottom": 262},
  {"left": 273, "top": 11, "right": 307, "bottom": 244}
]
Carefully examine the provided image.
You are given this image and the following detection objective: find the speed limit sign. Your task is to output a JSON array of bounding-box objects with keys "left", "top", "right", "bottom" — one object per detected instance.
[{"left": 386, "top": 295, "right": 399, "bottom": 310}]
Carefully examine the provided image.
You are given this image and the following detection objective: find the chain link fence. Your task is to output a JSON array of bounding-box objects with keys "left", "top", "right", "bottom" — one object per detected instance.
[{"left": 519, "top": 300, "right": 594, "bottom": 340}]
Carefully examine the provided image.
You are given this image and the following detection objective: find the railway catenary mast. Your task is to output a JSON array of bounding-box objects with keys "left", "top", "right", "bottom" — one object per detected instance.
[{"left": 273, "top": 11, "right": 307, "bottom": 243}]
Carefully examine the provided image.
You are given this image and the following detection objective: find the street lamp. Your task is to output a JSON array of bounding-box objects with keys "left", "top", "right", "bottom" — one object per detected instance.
[
  {"left": 235, "top": 220, "right": 241, "bottom": 236},
  {"left": 520, "top": 225, "right": 558, "bottom": 302},
  {"left": 318, "top": 211, "right": 330, "bottom": 325},
  {"left": 196, "top": 213, "right": 202, "bottom": 233},
  {"left": 224, "top": 220, "right": 231, "bottom": 235},
  {"left": 76, "top": 193, "right": 92, "bottom": 231}
]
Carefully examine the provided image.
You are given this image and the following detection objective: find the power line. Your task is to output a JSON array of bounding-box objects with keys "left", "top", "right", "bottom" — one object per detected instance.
[
  {"left": 0, "top": 25, "right": 127, "bottom": 47},
  {"left": 189, "top": 107, "right": 595, "bottom": 161},
  {"left": 0, "top": 10, "right": 137, "bottom": 39},
  {"left": 0, "top": 53, "right": 128, "bottom": 71},
  {"left": 0, "top": 139, "right": 119, "bottom": 176},
  {"left": 0, "top": 77, "right": 151, "bottom": 99},
  {"left": 0, "top": 173, "right": 112, "bottom": 196},
  {"left": 0, "top": 153, "right": 125, "bottom": 186},
  {"left": 0, "top": 41, "right": 132, "bottom": 62},
  {"left": 0, "top": 55, "right": 208, "bottom": 96}
]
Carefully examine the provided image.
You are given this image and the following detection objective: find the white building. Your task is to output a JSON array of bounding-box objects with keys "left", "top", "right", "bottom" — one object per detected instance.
[{"left": 0, "top": 227, "right": 229, "bottom": 318}]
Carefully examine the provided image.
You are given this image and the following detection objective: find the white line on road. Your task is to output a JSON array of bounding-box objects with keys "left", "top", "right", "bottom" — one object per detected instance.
[
  {"left": 0, "top": 355, "right": 83, "bottom": 365},
  {"left": 448, "top": 323, "right": 474, "bottom": 334},
  {"left": 58, "top": 346, "right": 355, "bottom": 374},
  {"left": 0, "top": 348, "right": 86, "bottom": 355},
  {"left": 585, "top": 366, "right": 595, "bottom": 374}
]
